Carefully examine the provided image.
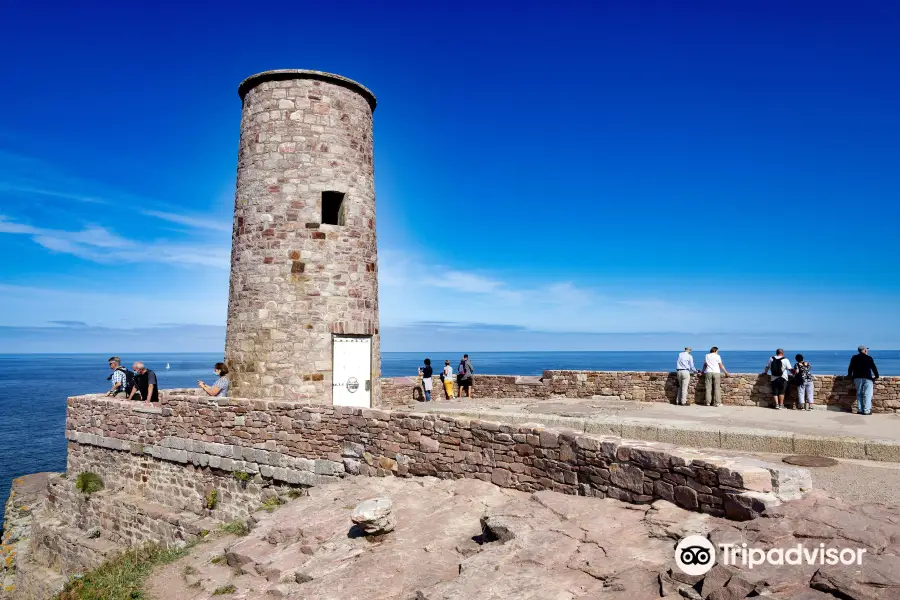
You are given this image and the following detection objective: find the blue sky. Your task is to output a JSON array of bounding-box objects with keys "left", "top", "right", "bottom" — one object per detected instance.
[{"left": 1, "top": 0, "right": 899, "bottom": 353}]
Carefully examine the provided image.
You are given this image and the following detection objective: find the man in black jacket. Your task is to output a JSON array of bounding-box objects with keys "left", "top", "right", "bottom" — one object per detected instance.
[{"left": 848, "top": 346, "right": 879, "bottom": 415}]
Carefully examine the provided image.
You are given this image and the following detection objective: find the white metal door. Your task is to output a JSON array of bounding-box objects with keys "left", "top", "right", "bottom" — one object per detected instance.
[{"left": 332, "top": 335, "right": 372, "bottom": 407}]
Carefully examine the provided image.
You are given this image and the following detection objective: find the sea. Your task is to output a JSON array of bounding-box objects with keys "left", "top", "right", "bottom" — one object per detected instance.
[{"left": 2, "top": 350, "right": 898, "bottom": 526}]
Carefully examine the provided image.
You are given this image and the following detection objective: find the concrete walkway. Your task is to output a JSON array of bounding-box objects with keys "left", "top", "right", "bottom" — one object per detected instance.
[{"left": 401, "top": 396, "right": 900, "bottom": 462}]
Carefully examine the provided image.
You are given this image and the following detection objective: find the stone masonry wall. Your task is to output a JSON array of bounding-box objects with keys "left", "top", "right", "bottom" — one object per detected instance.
[
  {"left": 225, "top": 71, "right": 380, "bottom": 402},
  {"left": 65, "top": 394, "right": 809, "bottom": 521},
  {"left": 379, "top": 371, "right": 900, "bottom": 412},
  {"left": 63, "top": 443, "right": 304, "bottom": 527}
]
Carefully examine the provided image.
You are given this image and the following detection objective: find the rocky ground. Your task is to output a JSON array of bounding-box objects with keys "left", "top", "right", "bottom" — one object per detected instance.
[{"left": 145, "top": 476, "right": 900, "bottom": 600}]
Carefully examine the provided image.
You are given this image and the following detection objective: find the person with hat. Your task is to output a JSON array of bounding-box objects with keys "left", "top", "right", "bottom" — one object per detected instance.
[{"left": 848, "top": 346, "right": 880, "bottom": 415}]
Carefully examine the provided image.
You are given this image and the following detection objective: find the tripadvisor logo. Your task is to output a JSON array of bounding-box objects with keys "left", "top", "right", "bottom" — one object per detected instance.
[
  {"left": 675, "top": 535, "right": 716, "bottom": 576},
  {"left": 675, "top": 534, "right": 867, "bottom": 574}
]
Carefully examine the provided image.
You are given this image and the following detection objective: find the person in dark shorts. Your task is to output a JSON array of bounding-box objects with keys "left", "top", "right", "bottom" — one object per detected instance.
[
  {"left": 128, "top": 362, "right": 159, "bottom": 403},
  {"left": 457, "top": 354, "right": 474, "bottom": 399},
  {"left": 763, "top": 349, "right": 792, "bottom": 410}
]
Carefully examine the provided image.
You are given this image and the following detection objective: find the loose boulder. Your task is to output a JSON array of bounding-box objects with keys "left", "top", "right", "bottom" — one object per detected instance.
[{"left": 351, "top": 497, "right": 395, "bottom": 535}]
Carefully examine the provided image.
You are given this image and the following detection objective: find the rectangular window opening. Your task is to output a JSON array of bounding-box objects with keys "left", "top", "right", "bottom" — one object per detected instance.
[{"left": 322, "top": 191, "right": 346, "bottom": 225}]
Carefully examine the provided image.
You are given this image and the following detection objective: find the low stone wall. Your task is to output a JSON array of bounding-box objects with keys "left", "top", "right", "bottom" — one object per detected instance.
[
  {"left": 381, "top": 375, "right": 546, "bottom": 405},
  {"left": 63, "top": 394, "right": 809, "bottom": 520},
  {"left": 380, "top": 371, "right": 900, "bottom": 412}
]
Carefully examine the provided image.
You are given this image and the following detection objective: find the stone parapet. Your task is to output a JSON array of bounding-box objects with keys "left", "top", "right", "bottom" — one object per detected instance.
[
  {"left": 379, "top": 371, "right": 900, "bottom": 412},
  {"left": 64, "top": 393, "right": 809, "bottom": 520}
]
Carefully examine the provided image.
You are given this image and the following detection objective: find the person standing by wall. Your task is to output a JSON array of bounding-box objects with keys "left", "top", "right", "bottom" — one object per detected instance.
[
  {"left": 199, "top": 362, "right": 230, "bottom": 399},
  {"left": 675, "top": 347, "right": 698, "bottom": 406},
  {"left": 418, "top": 358, "right": 433, "bottom": 402},
  {"left": 848, "top": 345, "right": 880, "bottom": 415},
  {"left": 702, "top": 347, "right": 729, "bottom": 407},
  {"left": 442, "top": 359, "right": 454, "bottom": 400},
  {"left": 763, "top": 349, "right": 792, "bottom": 410},
  {"left": 457, "top": 354, "right": 474, "bottom": 399},
  {"left": 793, "top": 354, "right": 814, "bottom": 411}
]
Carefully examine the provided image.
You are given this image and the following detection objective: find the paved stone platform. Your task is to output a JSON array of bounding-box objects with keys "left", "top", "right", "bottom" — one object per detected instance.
[{"left": 404, "top": 397, "right": 900, "bottom": 462}]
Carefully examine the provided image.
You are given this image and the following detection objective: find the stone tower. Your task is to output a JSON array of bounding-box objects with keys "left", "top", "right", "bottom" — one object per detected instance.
[{"left": 225, "top": 70, "right": 380, "bottom": 406}]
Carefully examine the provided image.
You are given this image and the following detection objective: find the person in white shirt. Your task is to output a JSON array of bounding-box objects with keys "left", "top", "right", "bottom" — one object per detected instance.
[
  {"left": 763, "top": 349, "right": 792, "bottom": 410},
  {"left": 675, "top": 347, "right": 698, "bottom": 405},
  {"left": 702, "top": 347, "right": 729, "bottom": 406},
  {"left": 442, "top": 360, "right": 454, "bottom": 399}
]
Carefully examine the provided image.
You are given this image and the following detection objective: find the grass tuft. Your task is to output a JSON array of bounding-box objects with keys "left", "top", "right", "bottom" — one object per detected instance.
[
  {"left": 75, "top": 472, "right": 104, "bottom": 496},
  {"left": 54, "top": 544, "right": 188, "bottom": 600},
  {"left": 212, "top": 584, "right": 237, "bottom": 595},
  {"left": 205, "top": 489, "right": 218, "bottom": 510},
  {"left": 258, "top": 496, "right": 286, "bottom": 512},
  {"left": 218, "top": 520, "right": 249, "bottom": 536}
]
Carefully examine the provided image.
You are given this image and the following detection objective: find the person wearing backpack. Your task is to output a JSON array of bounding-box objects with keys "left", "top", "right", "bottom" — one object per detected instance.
[
  {"left": 763, "top": 349, "right": 792, "bottom": 410},
  {"left": 457, "top": 354, "right": 474, "bottom": 399},
  {"left": 792, "top": 354, "right": 814, "bottom": 411},
  {"left": 106, "top": 356, "right": 135, "bottom": 398}
]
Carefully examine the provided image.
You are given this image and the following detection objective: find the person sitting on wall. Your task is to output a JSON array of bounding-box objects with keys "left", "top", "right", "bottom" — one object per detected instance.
[
  {"left": 199, "top": 362, "right": 230, "bottom": 399},
  {"left": 128, "top": 362, "right": 159, "bottom": 403}
]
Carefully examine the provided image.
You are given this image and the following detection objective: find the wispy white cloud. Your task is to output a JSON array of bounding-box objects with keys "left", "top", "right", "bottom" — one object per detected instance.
[
  {"left": 0, "top": 149, "right": 232, "bottom": 236},
  {"left": 0, "top": 183, "right": 109, "bottom": 204},
  {"left": 0, "top": 215, "right": 228, "bottom": 268},
  {"left": 378, "top": 247, "right": 689, "bottom": 333},
  {"left": 140, "top": 209, "right": 231, "bottom": 232}
]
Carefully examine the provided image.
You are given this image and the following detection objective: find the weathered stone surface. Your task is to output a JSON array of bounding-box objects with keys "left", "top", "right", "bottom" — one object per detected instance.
[
  {"left": 609, "top": 463, "right": 644, "bottom": 494},
  {"left": 224, "top": 71, "right": 381, "bottom": 403},
  {"left": 350, "top": 497, "right": 395, "bottom": 535}
]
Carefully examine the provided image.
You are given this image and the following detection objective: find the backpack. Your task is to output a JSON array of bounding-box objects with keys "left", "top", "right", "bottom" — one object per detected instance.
[
  {"left": 117, "top": 366, "right": 136, "bottom": 393},
  {"left": 795, "top": 362, "right": 811, "bottom": 384},
  {"left": 770, "top": 357, "right": 785, "bottom": 377},
  {"left": 458, "top": 362, "right": 467, "bottom": 376}
]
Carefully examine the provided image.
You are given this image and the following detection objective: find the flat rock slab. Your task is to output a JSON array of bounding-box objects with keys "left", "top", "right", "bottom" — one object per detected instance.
[
  {"left": 144, "top": 478, "right": 900, "bottom": 600},
  {"left": 783, "top": 455, "right": 840, "bottom": 467}
]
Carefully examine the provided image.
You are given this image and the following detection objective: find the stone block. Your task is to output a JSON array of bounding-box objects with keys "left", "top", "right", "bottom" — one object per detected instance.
[
  {"left": 657, "top": 424, "right": 720, "bottom": 448},
  {"left": 719, "top": 427, "right": 793, "bottom": 454},
  {"left": 609, "top": 463, "right": 644, "bottom": 494},
  {"left": 620, "top": 422, "right": 659, "bottom": 442},
  {"left": 314, "top": 459, "right": 344, "bottom": 476},
  {"left": 419, "top": 437, "right": 440, "bottom": 453},
  {"left": 793, "top": 434, "right": 866, "bottom": 459},
  {"left": 674, "top": 485, "right": 699, "bottom": 510},
  {"left": 865, "top": 439, "right": 900, "bottom": 462},
  {"left": 539, "top": 431, "right": 559, "bottom": 448},
  {"left": 583, "top": 418, "right": 621, "bottom": 436}
]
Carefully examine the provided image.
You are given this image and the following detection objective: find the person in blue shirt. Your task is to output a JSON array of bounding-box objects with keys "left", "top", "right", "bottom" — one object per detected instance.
[
  {"left": 675, "top": 348, "right": 699, "bottom": 405},
  {"left": 199, "top": 362, "right": 231, "bottom": 399}
]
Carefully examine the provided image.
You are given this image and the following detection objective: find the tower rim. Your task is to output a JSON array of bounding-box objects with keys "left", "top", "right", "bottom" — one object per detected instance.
[{"left": 238, "top": 69, "right": 376, "bottom": 111}]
